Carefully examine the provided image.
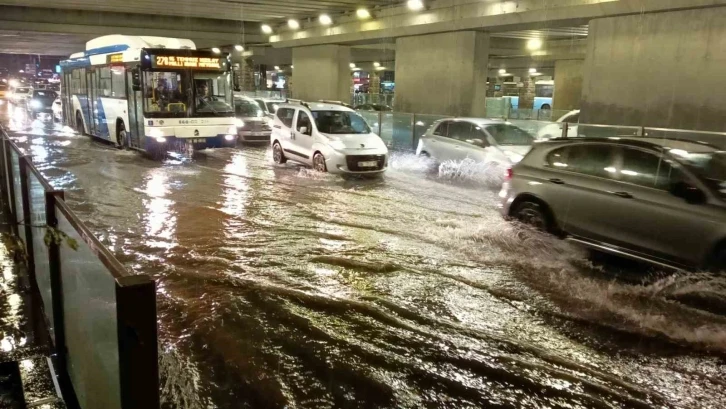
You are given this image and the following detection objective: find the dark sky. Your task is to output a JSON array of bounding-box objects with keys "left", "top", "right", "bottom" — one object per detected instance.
[{"left": 0, "top": 54, "right": 63, "bottom": 74}]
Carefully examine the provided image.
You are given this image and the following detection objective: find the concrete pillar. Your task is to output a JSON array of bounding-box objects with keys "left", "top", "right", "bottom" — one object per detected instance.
[
  {"left": 292, "top": 45, "right": 351, "bottom": 102},
  {"left": 394, "top": 31, "right": 489, "bottom": 116},
  {"left": 553, "top": 59, "right": 583, "bottom": 111},
  {"left": 581, "top": 7, "right": 726, "bottom": 131}
]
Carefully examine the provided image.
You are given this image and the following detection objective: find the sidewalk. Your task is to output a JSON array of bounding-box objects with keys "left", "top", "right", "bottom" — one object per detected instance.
[{"left": 0, "top": 206, "right": 65, "bottom": 408}]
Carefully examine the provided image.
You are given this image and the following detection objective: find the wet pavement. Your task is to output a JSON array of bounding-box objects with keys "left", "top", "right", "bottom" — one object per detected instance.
[{"left": 2, "top": 102, "right": 725, "bottom": 408}]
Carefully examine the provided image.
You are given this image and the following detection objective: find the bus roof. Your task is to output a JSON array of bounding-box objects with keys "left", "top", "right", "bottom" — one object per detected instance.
[{"left": 62, "top": 35, "right": 200, "bottom": 68}]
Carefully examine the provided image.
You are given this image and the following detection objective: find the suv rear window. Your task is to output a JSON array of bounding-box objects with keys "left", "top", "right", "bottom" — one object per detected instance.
[
  {"left": 276, "top": 108, "right": 295, "bottom": 128},
  {"left": 546, "top": 144, "right": 618, "bottom": 179}
]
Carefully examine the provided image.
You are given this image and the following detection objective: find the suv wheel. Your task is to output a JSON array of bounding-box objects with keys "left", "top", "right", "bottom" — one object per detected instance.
[
  {"left": 513, "top": 201, "right": 550, "bottom": 231},
  {"left": 313, "top": 152, "right": 327, "bottom": 172},
  {"left": 272, "top": 142, "right": 287, "bottom": 164}
]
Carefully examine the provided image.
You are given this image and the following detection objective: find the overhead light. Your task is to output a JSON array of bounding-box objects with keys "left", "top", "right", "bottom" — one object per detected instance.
[
  {"left": 498, "top": 68, "right": 507, "bottom": 74},
  {"left": 261, "top": 24, "right": 273, "bottom": 34},
  {"left": 274, "top": 66, "right": 280, "bottom": 70},
  {"left": 529, "top": 68, "right": 537, "bottom": 73},
  {"left": 527, "top": 38, "right": 543, "bottom": 50},
  {"left": 376, "top": 66, "right": 386, "bottom": 70},
  {"left": 235, "top": 45, "right": 244, "bottom": 51},
  {"left": 373, "top": 62, "right": 380, "bottom": 67},
  {"left": 349, "top": 63, "right": 356, "bottom": 68},
  {"left": 288, "top": 19, "right": 300, "bottom": 29},
  {"left": 407, "top": 0, "right": 425, "bottom": 11},
  {"left": 212, "top": 47, "right": 221, "bottom": 54},
  {"left": 356, "top": 8, "right": 371, "bottom": 19},
  {"left": 319, "top": 14, "right": 333, "bottom": 25},
  {"left": 291, "top": 65, "right": 294, "bottom": 69}
]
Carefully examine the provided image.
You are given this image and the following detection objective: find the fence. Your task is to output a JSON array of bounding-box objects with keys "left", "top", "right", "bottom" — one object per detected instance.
[{"left": 0, "top": 126, "right": 159, "bottom": 409}]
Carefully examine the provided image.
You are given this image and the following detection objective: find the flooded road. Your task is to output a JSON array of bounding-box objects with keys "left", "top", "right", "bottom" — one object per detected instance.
[{"left": 2, "top": 104, "right": 725, "bottom": 408}]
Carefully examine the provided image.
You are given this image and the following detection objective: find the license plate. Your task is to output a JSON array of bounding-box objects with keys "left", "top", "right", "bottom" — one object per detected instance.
[
  {"left": 358, "top": 160, "right": 378, "bottom": 167},
  {"left": 190, "top": 138, "right": 205, "bottom": 143}
]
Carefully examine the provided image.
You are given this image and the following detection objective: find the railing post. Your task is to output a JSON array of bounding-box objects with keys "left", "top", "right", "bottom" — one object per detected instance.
[
  {"left": 377, "top": 110, "right": 382, "bottom": 137},
  {"left": 5, "top": 141, "right": 17, "bottom": 224},
  {"left": 116, "top": 275, "right": 159, "bottom": 409},
  {"left": 411, "top": 113, "right": 417, "bottom": 151},
  {"left": 18, "top": 156, "right": 36, "bottom": 284},
  {"left": 45, "top": 191, "right": 67, "bottom": 374},
  {"left": 561, "top": 122, "right": 569, "bottom": 139}
]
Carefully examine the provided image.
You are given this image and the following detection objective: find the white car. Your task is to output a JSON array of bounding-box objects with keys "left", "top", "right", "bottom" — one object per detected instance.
[
  {"left": 52, "top": 97, "right": 62, "bottom": 122},
  {"left": 234, "top": 95, "right": 272, "bottom": 143},
  {"left": 536, "top": 109, "right": 580, "bottom": 139},
  {"left": 10, "top": 86, "right": 32, "bottom": 103},
  {"left": 417, "top": 118, "right": 535, "bottom": 165},
  {"left": 253, "top": 97, "right": 284, "bottom": 119},
  {"left": 271, "top": 101, "right": 389, "bottom": 176}
]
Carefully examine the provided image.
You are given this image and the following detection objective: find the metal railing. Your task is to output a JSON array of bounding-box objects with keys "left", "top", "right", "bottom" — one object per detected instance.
[{"left": 0, "top": 126, "right": 159, "bottom": 409}]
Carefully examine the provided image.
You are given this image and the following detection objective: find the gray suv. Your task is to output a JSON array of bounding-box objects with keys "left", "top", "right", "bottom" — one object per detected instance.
[{"left": 500, "top": 137, "right": 726, "bottom": 271}]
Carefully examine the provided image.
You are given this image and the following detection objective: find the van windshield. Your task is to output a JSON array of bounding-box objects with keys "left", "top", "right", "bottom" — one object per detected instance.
[{"left": 311, "top": 110, "right": 371, "bottom": 135}]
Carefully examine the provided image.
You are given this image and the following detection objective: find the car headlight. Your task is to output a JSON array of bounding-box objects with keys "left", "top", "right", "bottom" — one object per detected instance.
[
  {"left": 30, "top": 100, "right": 42, "bottom": 109},
  {"left": 234, "top": 119, "right": 244, "bottom": 128},
  {"left": 328, "top": 139, "right": 346, "bottom": 150},
  {"left": 9, "top": 80, "right": 18, "bottom": 87}
]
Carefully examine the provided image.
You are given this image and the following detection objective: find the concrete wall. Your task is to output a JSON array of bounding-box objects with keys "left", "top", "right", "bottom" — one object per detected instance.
[
  {"left": 581, "top": 8, "right": 726, "bottom": 131},
  {"left": 553, "top": 59, "right": 583, "bottom": 111},
  {"left": 394, "top": 31, "right": 489, "bottom": 116},
  {"left": 292, "top": 45, "right": 351, "bottom": 103}
]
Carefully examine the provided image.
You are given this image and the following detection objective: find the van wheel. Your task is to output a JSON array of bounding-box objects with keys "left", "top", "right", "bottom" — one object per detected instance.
[
  {"left": 313, "top": 152, "right": 327, "bottom": 172},
  {"left": 419, "top": 151, "right": 430, "bottom": 157},
  {"left": 117, "top": 121, "right": 128, "bottom": 149},
  {"left": 541, "top": 104, "right": 551, "bottom": 110},
  {"left": 513, "top": 201, "right": 551, "bottom": 232},
  {"left": 75, "top": 112, "right": 84, "bottom": 135},
  {"left": 272, "top": 142, "right": 287, "bottom": 164}
]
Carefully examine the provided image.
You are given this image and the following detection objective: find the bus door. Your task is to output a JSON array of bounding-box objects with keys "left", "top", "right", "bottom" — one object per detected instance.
[
  {"left": 86, "top": 69, "right": 98, "bottom": 135},
  {"left": 125, "top": 69, "right": 144, "bottom": 149}
]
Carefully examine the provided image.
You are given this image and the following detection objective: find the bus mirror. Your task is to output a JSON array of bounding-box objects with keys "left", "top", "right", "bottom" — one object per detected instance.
[{"left": 132, "top": 68, "right": 141, "bottom": 91}]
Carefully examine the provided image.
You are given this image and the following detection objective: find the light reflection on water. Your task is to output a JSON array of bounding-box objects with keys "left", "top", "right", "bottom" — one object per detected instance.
[{"left": 2, "top": 111, "right": 725, "bottom": 408}]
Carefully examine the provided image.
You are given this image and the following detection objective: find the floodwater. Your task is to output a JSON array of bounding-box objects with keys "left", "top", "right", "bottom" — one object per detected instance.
[{"left": 2, "top": 103, "right": 725, "bottom": 409}]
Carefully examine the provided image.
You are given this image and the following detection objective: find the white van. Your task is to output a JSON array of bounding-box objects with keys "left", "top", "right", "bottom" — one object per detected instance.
[{"left": 271, "top": 101, "right": 389, "bottom": 176}]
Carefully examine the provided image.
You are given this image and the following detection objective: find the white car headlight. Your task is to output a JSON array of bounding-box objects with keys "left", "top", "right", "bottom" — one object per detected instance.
[{"left": 328, "top": 139, "right": 346, "bottom": 150}]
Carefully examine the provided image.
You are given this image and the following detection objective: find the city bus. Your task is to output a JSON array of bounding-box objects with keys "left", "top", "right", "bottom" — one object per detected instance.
[{"left": 60, "top": 35, "right": 238, "bottom": 157}]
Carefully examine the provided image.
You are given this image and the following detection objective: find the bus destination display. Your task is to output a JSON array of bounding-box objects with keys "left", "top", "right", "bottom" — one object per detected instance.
[{"left": 152, "top": 55, "right": 222, "bottom": 70}]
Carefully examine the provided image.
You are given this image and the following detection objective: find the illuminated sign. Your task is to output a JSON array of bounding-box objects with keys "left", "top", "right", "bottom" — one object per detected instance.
[
  {"left": 151, "top": 55, "right": 222, "bottom": 70},
  {"left": 107, "top": 53, "right": 124, "bottom": 63}
]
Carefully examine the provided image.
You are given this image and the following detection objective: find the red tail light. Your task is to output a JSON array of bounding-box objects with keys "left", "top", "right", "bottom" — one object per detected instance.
[{"left": 506, "top": 168, "right": 513, "bottom": 180}]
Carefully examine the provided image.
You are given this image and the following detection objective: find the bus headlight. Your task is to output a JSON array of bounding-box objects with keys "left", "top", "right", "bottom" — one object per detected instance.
[
  {"left": 155, "top": 137, "right": 166, "bottom": 143},
  {"left": 224, "top": 134, "right": 235, "bottom": 141}
]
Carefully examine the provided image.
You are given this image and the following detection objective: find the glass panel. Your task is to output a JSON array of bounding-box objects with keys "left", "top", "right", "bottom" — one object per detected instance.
[
  {"left": 576, "top": 123, "right": 642, "bottom": 138},
  {"left": 381, "top": 112, "right": 414, "bottom": 151},
  {"left": 10, "top": 151, "right": 24, "bottom": 246},
  {"left": 357, "top": 111, "right": 380, "bottom": 135},
  {"left": 27, "top": 172, "right": 53, "bottom": 341},
  {"left": 57, "top": 207, "right": 121, "bottom": 409}
]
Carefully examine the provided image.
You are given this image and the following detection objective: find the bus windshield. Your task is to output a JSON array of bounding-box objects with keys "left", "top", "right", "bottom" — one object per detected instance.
[{"left": 193, "top": 73, "right": 234, "bottom": 115}]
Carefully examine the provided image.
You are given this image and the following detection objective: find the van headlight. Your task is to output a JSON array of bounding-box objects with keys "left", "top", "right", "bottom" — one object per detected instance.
[{"left": 328, "top": 140, "right": 346, "bottom": 150}]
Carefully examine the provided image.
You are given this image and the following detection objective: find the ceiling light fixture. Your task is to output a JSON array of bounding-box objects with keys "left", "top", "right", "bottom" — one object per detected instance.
[
  {"left": 527, "top": 38, "right": 543, "bottom": 50},
  {"left": 373, "top": 62, "right": 381, "bottom": 67},
  {"left": 274, "top": 66, "right": 280, "bottom": 70},
  {"left": 349, "top": 63, "right": 356, "bottom": 68},
  {"left": 212, "top": 47, "right": 221, "bottom": 54},
  {"left": 356, "top": 8, "right": 371, "bottom": 19},
  {"left": 261, "top": 24, "right": 273, "bottom": 34},
  {"left": 319, "top": 14, "right": 333, "bottom": 25},
  {"left": 235, "top": 45, "right": 244, "bottom": 51},
  {"left": 498, "top": 68, "right": 507, "bottom": 75},
  {"left": 407, "top": 0, "right": 425, "bottom": 11},
  {"left": 529, "top": 68, "right": 537, "bottom": 73},
  {"left": 288, "top": 19, "right": 300, "bottom": 29}
]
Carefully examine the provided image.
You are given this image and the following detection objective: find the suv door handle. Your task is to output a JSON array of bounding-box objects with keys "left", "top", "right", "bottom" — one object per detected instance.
[
  {"left": 611, "top": 191, "right": 633, "bottom": 199},
  {"left": 548, "top": 178, "right": 565, "bottom": 184}
]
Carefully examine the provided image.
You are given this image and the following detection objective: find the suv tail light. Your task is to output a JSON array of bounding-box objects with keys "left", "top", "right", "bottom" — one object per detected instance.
[{"left": 506, "top": 167, "right": 513, "bottom": 180}]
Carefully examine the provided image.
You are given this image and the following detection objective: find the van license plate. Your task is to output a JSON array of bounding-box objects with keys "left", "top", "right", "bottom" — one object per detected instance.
[{"left": 358, "top": 161, "right": 378, "bottom": 168}]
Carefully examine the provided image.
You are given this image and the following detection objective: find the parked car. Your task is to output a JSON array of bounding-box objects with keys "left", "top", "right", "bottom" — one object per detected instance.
[
  {"left": 52, "top": 96, "right": 63, "bottom": 122},
  {"left": 417, "top": 118, "right": 535, "bottom": 165},
  {"left": 355, "top": 103, "right": 393, "bottom": 112},
  {"left": 234, "top": 95, "right": 272, "bottom": 143},
  {"left": 10, "top": 86, "right": 32, "bottom": 103},
  {"left": 500, "top": 137, "right": 726, "bottom": 271},
  {"left": 27, "top": 90, "right": 56, "bottom": 118},
  {"left": 536, "top": 110, "right": 580, "bottom": 139},
  {"left": 271, "top": 101, "right": 389, "bottom": 176},
  {"left": 253, "top": 97, "right": 284, "bottom": 119}
]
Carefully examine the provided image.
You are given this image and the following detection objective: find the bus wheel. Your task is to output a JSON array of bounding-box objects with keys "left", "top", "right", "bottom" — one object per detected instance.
[
  {"left": 117, "top": 122, "right": 128, "bottom": 149},
  {"left": 75, "top": 112, "right": 84, "bottom": 135}
]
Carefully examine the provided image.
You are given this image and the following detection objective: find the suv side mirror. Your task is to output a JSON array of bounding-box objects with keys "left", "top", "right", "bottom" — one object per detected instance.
[
  {"left": 131, "top": 67, "right": 141, "bottom": 91},
  {"left": 670, "top": 180, "right": 706, "bottom": 204}
]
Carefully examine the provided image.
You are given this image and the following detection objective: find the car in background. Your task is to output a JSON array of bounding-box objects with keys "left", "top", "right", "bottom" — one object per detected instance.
[
  {"left": 417, "top": 118, "right": 535, "bottom": 166},
  {"left": 253, "top": 97, "right": 284, "bottom": 119},
  {"left": 27, "top": 90, "right": 56, "bottom": 118},
  {"left": 233, "top": 95, "right": 272, "bottom": 143},
  {"left": 10, "top": 86, "right": 32, "bottom": 103},
  {"left": 500, "top": 137, "right": 726, "bottom": 271},
  {"left": 536, "top": 110, "right": 580, "bottom": 139},
  {"left": 354, "top": 103, "right": 393, "bottom": 112},
  {"left": 52, "top": 96, "right": 63, "bottom": 122},
  {"left": 271, "top": 101, "right": 389, "bottom": 176}
]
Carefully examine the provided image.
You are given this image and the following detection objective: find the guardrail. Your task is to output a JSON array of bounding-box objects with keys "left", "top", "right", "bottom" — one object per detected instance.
[{"left": 0, "top": 126, "right": 159, "bottom": 409}]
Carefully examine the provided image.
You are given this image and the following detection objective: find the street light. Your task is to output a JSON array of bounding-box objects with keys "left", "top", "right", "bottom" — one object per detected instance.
[
  {"left": 235, "top": 45, "right": 244, "bottom": 51},
  {"left": 356, "top": 8, "right": 371, "bottom": 19},
  {"left": 288, "top": 19, "right": 300, "bottom": 29},
  {"left": 212, "top": 47, "right": 221, "bottom": 54},
  {"left": 261, "top": 24, "right": 273, "bottom": 34},
  {"left": 407, "top": 0, "right": 425, "bottom": 11},
  {"left": 319, "top": 14, "right": 333, "bottom": 25},
  {"left": 527, "top": 38, "right": 543, "bottom": 50}
]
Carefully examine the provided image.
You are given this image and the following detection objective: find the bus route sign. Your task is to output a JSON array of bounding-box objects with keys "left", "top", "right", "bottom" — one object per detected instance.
[{"left": 151, "top": 55, "right": 222, "bottom": 70}]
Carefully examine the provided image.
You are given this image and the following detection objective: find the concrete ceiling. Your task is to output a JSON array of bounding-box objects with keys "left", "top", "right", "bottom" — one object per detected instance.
[{"left": 0, "top": 0, "right": 405, "bottom": 22}]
